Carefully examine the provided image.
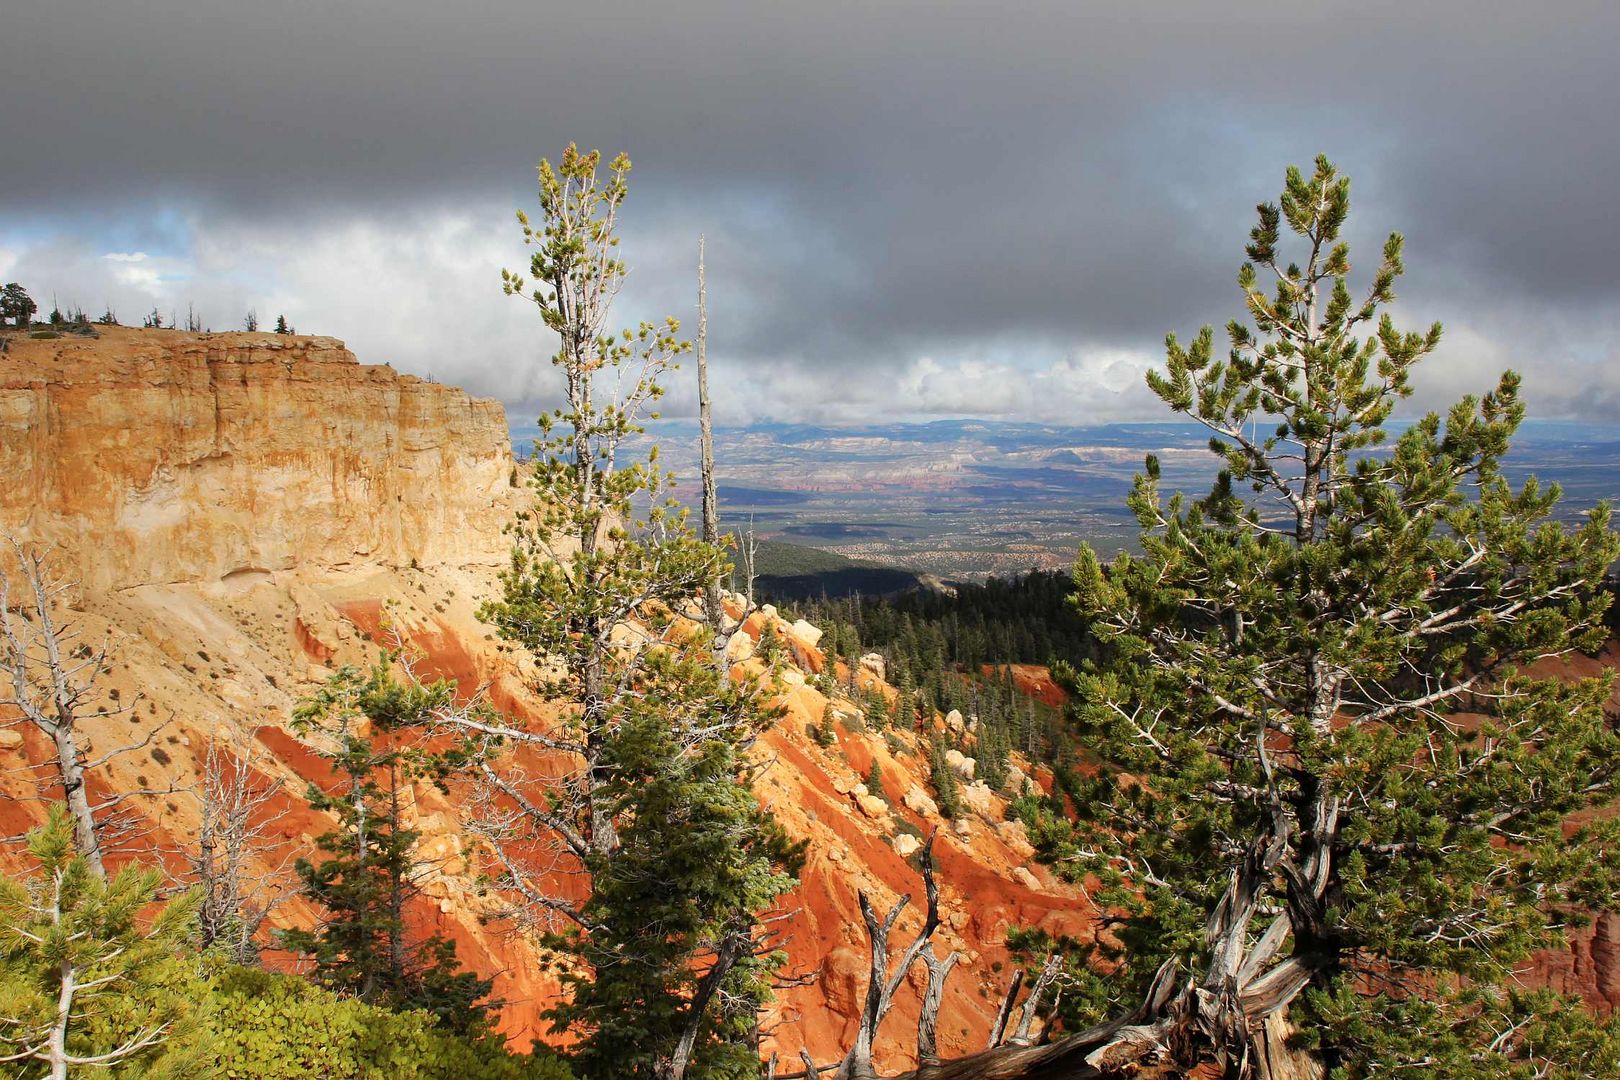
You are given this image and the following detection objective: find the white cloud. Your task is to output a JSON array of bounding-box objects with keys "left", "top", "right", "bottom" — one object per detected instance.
[
  {"left": 4, "top": 207, "right": 1619, "bottom": 432},
  {"left": 905, "top": 356, "right": 1030, "bottom": 416}
]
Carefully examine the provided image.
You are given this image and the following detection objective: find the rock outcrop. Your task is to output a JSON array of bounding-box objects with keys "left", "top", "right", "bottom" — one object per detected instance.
[{"left": 0, "top": 327, "right": 516, "bottom": 590}]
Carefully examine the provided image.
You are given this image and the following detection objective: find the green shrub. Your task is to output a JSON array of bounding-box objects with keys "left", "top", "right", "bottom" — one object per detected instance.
[
  {"left": 811, "top": 706, "right": 838, "bottom": 747},
  {"left": 188, "top": 969, "right": 573, "bottom": 1080}
]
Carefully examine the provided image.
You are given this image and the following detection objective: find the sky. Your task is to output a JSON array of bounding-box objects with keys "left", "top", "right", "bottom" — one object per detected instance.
[{"left": 4, "top": 0, "right": 1619, "bottom": 428}]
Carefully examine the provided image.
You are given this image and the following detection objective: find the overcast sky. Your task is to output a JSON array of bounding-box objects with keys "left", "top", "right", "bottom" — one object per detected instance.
[{"left": 4, "top": 1, "right": 1619, "bottom": 427}]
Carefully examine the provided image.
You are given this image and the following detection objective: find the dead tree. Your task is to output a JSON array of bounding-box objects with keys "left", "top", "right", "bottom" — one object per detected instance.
[
  {"left": 899, "top": 950, "right": 1336, "bottom": 1080},
  {"left": 697, "top": 235, "right": 724, "bottom": 636},
  {"left": 0, "top": 542, "right": 179, "bottom": 879},
  {"left": 692, "top": 238, "right": 766, "bottom": 657},
  {"left": 886, "top": 957, "right": 1183, "bottom": 1080},
  {"left": 1004, "top": 954, "right": 1061, "bottom": 1047},
  {"left": 191, "top": 733, "right": 289, "bottom": 963},
  {"left": 1, "top": 543, "right": 106, "bottom": 876},
  {"left": 986, "top": 969, "right": 1025, "bottom": 1050},
  {"left": 839, "top": 832, "right": 948, "bottom": 1080},
  {"left": 736, "top": 516, "right": 761, "bottom": 611}
]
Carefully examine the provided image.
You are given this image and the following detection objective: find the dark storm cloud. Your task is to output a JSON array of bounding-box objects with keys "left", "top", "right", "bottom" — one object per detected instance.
[{"left": 4, "top": 0, "right": 1619, "bottom": 420}]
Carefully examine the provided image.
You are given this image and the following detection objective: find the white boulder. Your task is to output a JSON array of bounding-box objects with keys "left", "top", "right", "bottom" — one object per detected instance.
[
  {"left": 903, "top": 784, "right": 939, "bottom": 818},
  {"left": 790, "top": 619, "right": 824, "bottom": 648}
]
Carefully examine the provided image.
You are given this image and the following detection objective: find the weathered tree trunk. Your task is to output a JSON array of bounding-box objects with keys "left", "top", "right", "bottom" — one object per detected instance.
[
  {"left": 1007, "top": 954, "right": 1060, "bottom": 1047},
  {"left": 49, "top": 959, "right": 74, "bottom": 1080},
  {"left": 987, "top": 969, "right": 1025, "bottom": 1049},
  {"left": 891, "top": 960, "right": 1328, "bottom": 1080},
  {"left": 49, "top": 720, "right": 104, "bottom": 879},
  {"left": 840, "top": 834, "right": 946, "bottom": 1079},
  {"left": 663, "top": 932, "right": 746, "bottom": 1080},
  {"left": 843, "top": 896, "right": 896, "bottom": 1080},
  {"left": 2, "top": 544, "right": 108, "bottom": 879},
  {"left": 193, "top": 736, "right": 283, "bottom": 963},
  {"left": 696, "top": 235, "right": 724, "bottom": 637},
  {"left": 917, "top": 943, "right": 960, "bottom": 1067},
  {"left": 1253, "top": 1011, "right": 1324, "bottom": 1080}
]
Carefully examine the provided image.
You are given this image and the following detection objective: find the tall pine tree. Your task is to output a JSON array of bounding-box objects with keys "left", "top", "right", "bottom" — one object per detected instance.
[
  {"left": 434, "top": 145, "right": 800, "bottom": 1080},
  {"left": 1028, "top": 156, "right": 1620, "bottom": 1076},
  {"left": 545, "top": 650, "right": 802, "bottom": 1080}
]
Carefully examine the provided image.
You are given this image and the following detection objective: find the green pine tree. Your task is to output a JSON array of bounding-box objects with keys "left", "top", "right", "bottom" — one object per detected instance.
[
  {"left": 1031, "top": 156, "right": 1620, "bottom": 1075},
  {"left": 0, "top": 807, "right": 200, "bottom": 1079},
  {"left": 462, "top": 145, "right": 799, "bottom": 1080},
  {"left": 0, "top": 283, "right": 36, "bottom": 328},
  {"left": 865, "top": 759, "right": 884, "bottom": 798},
  {"left": 281, "top": 662, "right": 493, "bottom": 1036},
  {"left": 928, "top": 737, "right": 963, "bottom": 820},
  {"left": 545, "top": 653, "right": 802, "bottom": 1080},
  {"left": 863, "top": 686, "right": 889, "bottom": 731},
  {"left": 975, "top": 722, "right": 1008, "bottom": 792}
]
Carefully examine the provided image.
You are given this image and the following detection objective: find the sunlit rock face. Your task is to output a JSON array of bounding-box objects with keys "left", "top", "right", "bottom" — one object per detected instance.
[{"left": 0, "top": 326, "right": 516, "bottom": 590}]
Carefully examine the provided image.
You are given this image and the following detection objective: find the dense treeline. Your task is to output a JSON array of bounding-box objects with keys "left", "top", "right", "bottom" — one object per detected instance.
[
  {"left": 781, "top": 570, "right": 1088, "bottom": 775},
  {"left": 730, "top": 538, "right": 926, "bottom": 599},
  {"left": 784, "top": 568, "right": 1092, "bottom": 676}
]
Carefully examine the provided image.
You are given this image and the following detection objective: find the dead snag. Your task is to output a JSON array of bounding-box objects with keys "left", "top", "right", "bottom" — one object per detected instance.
[
  {"left": 840, "top": 832, "right": 946, "bottom": 1080},
  {"left": 191, "top": 733, "right": 290, "bottom": 963},
  {"left": 696, "top": 235, "right": 724, "bottom": 638},
  {"left": 1007, "top": 953, "right": 1061, "bottom": 1047},
  {"left": 0, "top": 540, "right": 163, "bottom": 877}
]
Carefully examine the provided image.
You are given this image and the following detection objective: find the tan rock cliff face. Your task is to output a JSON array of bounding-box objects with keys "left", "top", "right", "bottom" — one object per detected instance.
[{"left": 0, "top": 326, "right": 516, "bottom": 589}]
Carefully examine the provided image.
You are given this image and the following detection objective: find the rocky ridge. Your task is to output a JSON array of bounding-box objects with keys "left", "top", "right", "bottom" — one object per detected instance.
[{"left": 0, "top": 326, "right": 515, "bottom": 590}]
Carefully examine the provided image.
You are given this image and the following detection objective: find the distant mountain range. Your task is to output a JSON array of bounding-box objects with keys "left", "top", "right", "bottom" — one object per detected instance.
[{"left": 509, "top": 418, "right": 1620, "bottom": 580}]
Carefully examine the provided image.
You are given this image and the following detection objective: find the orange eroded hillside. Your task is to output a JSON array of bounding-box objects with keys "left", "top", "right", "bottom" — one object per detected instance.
[{"left": 0, "top": 328, "right": 1096, "bottom": 1071}]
